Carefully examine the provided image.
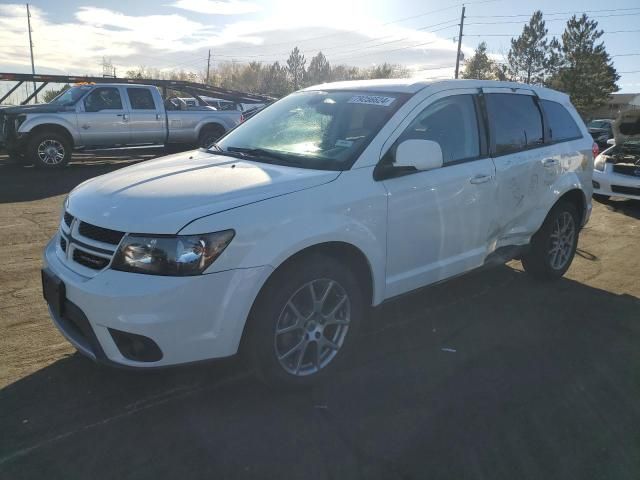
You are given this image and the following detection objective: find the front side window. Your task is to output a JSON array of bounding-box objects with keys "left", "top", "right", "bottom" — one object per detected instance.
[
  {"left": 127, "top": 88, "right": 156, "bottom": 110},
  {"left": 486, "top": 93, "right": 543, "bottom": 156},
  {"left": 216, "top": 90, "right": 409, "bottom": 170},
  {"left": 396, "top": 94, "right": 480, "bottom": 164},
  {"left": 49, "top": 85, "right": 93, "bottom": 106},
  {"left": 84, "top": 87, "right": 123, "bottom": 112}
]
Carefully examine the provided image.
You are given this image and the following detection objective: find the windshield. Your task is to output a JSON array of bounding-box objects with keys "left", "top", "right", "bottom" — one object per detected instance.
[
  {"left": 215, "top": 90, "right": 409, "bottom": 170},
  {"left": 49, "top": 85, "right": 93, "bottom": 106}
]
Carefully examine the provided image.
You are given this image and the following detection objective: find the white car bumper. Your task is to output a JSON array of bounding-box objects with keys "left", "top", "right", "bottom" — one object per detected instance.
[
  {"left": 593, "top": 166, "right": 640, "bottom": 200},
  {"left": 43, "top": 238, "right": 272, "bottom": 368}
]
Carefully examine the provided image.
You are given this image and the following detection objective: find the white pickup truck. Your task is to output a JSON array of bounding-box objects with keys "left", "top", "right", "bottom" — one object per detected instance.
[{"left": 0, "top": 83, "right": 243, "bottom": 168}]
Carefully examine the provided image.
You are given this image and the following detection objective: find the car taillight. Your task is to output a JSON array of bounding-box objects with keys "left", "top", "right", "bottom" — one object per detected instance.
[{"left": 592, "top": 142, "right": 599, "bottom": 158}]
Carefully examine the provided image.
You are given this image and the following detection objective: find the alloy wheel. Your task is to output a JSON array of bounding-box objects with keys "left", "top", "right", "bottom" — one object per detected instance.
[
  {"left": 37, "top": 139, "right": 65, "bottom": 165},
  {"left": 274, "top": 278, "right": 351, "bottom": 376},
  {"left": 548, "top": 211, "right": 576, "bottom": 270}
]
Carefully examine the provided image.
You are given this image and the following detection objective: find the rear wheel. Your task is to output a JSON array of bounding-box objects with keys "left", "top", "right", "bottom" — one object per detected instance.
[
  {"left": 198, "top": 124, "right": 225, "bottom": 148},
  {"left": 244, "top": 254, "right": 363, "bottom": 388},
  {"left": 522, "top": 201, "right": 580, "bottom": 280},
  {"left": 27, "top": 130, "right": 71, "bottom": 168}
]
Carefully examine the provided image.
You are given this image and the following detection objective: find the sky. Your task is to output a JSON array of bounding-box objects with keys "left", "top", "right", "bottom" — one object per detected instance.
[{"left": 0, "top": 0, "right": 639, "bottom": 100}]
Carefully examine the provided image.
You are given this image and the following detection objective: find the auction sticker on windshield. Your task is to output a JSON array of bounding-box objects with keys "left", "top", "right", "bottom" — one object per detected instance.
[{"left": 348, "top": 95, "right": 396, "bottom": 106}]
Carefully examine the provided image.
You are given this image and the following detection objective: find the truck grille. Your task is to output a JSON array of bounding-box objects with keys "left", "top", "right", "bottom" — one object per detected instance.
[{"left": 58, "top": 212, "right": 125, "bottom": 273}]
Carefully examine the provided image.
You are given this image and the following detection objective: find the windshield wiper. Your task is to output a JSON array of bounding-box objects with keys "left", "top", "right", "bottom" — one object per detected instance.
[{"left": 226, "top": 147, "right": 304, "bottom": 166}]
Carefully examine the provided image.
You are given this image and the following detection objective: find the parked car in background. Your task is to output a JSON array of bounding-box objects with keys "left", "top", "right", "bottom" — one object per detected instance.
[
  {"left": 0, "top": 84, "right": 242, "bottom": 168},
  {"left": 588, "top": 118, "right": 614, "bottom": 149},
  {"left": 593, "top": 110, "right": 640, "bottom": 200},
  {"left": 201, "top": 96, "right": 242, "bottom": 111},
  {"left": 42, "top": 79, "right": 593, "bottom": 387}
]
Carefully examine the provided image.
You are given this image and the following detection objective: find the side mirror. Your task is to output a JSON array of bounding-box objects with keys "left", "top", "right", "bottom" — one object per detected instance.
[
  {"left": 395, "top": 139, "right": 443, "bottom": 171},
  {"left": 606, "top": 138, "right": 615, "bottom": 146}
]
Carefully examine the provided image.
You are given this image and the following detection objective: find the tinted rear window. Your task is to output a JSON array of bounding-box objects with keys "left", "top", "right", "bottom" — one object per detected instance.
[
  {"left": 486, "top": 93, "right": 543, "bottom": 156},
  {"left": 541, "top": 100, "right": 581, "bottom": 142},
  {"left": 127, "top": 88, "right": 156, "bottom": 110}
]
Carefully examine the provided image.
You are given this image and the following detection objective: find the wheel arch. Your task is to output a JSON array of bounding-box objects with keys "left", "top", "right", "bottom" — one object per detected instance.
[
  {"left": 238, "top": 241, "right": 375, "bottom": 353},
  {"left": 555, "top": 188, "right": 588, "bottom": 225},
  {"left": 28, "top": 123, "right": 75, "bottom": 148}
]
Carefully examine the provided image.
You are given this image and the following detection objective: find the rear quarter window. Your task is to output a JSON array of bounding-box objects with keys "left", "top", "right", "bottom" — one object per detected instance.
[{"left": 540, "top": 100, "right": 582, "bottom": 142}]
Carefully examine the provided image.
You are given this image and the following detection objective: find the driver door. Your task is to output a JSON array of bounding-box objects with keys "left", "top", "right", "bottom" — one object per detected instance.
[
  {"left": 76, "top": 86, "right": 130, "bottom": 146},
  {"left": 381, "top": 90, "right": 497, "bottom": 298}
]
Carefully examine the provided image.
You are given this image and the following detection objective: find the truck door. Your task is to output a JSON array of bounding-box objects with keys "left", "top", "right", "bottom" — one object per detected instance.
[
  {"left": 125, "top": 87, "right": 166, "bottom": 145},
  {"left": 76, "top": 86, "right": 130, "bottom": 146}
]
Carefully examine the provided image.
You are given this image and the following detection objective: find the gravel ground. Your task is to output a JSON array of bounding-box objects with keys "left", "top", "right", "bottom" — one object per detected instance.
[{"left": 1, "top": 152, "right": 639, "bottom": 479}]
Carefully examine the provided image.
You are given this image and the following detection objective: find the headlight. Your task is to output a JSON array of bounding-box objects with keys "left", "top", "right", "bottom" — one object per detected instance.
[
  {"left": 594, "top": 154, "right": 606, "bottom": 171},
  {"left": 111, "top": 230, "right": 234, "bottom": 276}
]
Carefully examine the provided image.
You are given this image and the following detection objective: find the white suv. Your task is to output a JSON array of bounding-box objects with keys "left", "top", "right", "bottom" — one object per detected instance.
[{"left": 42, "top": 79, "right": 593, "bottom": 386}]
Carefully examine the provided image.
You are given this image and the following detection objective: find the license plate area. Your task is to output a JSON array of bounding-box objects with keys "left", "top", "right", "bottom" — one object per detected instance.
[{"left": 42, "top": 268, "right": 66, "bottom": 317}]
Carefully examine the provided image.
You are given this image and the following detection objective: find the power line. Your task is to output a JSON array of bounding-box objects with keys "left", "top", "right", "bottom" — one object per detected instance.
[
  {"left": 466, "top": 12, "right": 640, "bottom": 25},
  {"left": 467, "top": 7, "right": 640, "bottom": 18}
]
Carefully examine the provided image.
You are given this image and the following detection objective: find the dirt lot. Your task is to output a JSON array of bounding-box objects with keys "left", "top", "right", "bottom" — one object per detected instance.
[{"left": 1, "top": 152, "right": 639, "bottom": 479}]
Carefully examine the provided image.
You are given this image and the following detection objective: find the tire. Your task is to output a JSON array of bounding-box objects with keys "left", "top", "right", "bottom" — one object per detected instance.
[
  {"left": 521, "top": 201, "right": 580, "bottom": 280},
  {"left": 197, "top": 124, "right": 225, "bottom": 148},
  {"left": 27, "top": 130, "right": 71, "bottom": 168},
  {"left": 244, "top": 254, "right": 364, "bottom": 388}
]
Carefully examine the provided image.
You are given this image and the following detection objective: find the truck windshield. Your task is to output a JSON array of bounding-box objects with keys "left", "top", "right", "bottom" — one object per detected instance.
[
  {"left": 215, "top": 90, "right": 409, "bottom": 170},
  {"left": 49, "top": 85, "right": 93, "bottom": 106}
]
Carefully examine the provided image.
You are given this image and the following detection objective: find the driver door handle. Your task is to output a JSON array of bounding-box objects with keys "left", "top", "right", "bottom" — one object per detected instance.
[
  {"left": 116, "top": 113, "right": 129, "bottom": 121},
  {"left": 543, "top": 158, "right": 559, "bottom": 167},
  {"left": 470, "top": 174, "right": 492, "bottom": 184}
]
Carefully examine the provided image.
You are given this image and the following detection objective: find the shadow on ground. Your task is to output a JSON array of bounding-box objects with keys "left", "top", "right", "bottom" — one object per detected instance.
[
  {"left": 594, "top": 196, "right": 640, "bottom": 220},
  {"left": 0, "top": 149, "right": 170, "bottom": 203},
  {"left": 1, "top": 266, "right": 639, "bottom": 479}
]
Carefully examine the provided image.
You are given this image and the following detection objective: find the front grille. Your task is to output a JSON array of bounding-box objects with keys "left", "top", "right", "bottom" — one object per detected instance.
[
  {"left": 60, "top": 236, "right": 67, "bottom": 252},
  {"left": 72, "top": 249, "right": 110, "bottom": 270},
  {"left": 78, "top": 221, "right": 125, "bottom": 246},
  {"left": 63, "top": 211, "right": 74, "bottom": 227},
  {"left": 611, "top": 185, "right": 640, "bottom": 196},
  {"left": 612, "top": 164, "right": 640, "bottom": 177}
]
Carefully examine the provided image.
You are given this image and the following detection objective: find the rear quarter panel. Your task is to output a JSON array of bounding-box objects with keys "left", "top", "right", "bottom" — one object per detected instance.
[{"left": 166, "top": 111, "right": 241, "bottom": 143}]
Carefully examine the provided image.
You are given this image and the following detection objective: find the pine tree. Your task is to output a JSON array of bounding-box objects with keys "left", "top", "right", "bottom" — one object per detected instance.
[
  {"left": 549, "top": 14, "right": 619, "bottom": 117},
  {"left": 461, "top": 42, "right": 503, "bottom": 80},
  {"left": 307, "top": 52, "right": 331, "bottom": 86},
  {"left": 507, "top": 10, "right": 548, "bottom": 84},
  {"left": 286, "top": 47, "right": 306, "bottom": 91}
]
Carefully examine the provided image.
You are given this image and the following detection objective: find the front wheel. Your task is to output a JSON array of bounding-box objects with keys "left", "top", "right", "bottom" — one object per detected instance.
[
  {"left": 27, "top": 131, "right": 71, "bottom": 168},
  {"left": 521, "top": 201, "right": 580, "bottom": 280},
  {"left": 244, "top": 254, "right": 364, "bottom": 388}
]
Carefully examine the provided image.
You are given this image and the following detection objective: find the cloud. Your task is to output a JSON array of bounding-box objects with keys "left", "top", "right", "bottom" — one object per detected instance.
[
  {"left": 169, "top": 0, "right": 261, "bottom": 15},
  {"left": 0, "top": 2, "right": 460, "bottom": 81}
]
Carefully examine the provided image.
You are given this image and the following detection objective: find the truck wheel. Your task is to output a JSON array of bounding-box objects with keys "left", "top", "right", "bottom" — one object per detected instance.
[
  {"left": 244, "top": 254, "right": 363, "bottom": 388},
  {"left": 521, "top": 201, "right": 580, "bottom": 280},
  {"left": 28, "top": 131, "right": 71, "bottom": 168},
  {"left": 198, "top": 125, "right": 225, "bottom": 148}
]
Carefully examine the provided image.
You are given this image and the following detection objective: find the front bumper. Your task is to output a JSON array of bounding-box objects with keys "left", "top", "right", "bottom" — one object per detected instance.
[
  {"left": 43, "top": 238, "right": 272, "bottom": 368},
  {"left": 593, "top": 168, "right": 640, "bottom": 200}
]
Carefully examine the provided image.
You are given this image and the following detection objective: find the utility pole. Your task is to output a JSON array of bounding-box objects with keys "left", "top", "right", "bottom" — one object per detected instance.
[
  {"left": 26, "top": 3, "right": 37, "bottom": 102},
  {"left": 454, "top": 5, "right": 465, "bottom": 79},
  {"left": 206, "top": 49, "right": 211, "bottom": 84}
]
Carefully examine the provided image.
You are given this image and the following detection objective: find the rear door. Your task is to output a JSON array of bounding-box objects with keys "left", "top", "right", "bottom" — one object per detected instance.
[
  {"left": 76, "top": 86, "right": 130, "bottom": 146},
  {"left": 125, "top": 87, "right": 166, "bottom": 145},
  {"left": 484, "top": 90, "right": 547, "bottom": 242}
]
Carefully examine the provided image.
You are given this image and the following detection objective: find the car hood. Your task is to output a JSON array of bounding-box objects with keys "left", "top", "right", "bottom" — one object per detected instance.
[
  {"left": 613, "top": 110, "right": 640, "bottom": 144},
  {"left": 67, "top": 149, "right": 340, "bottom": 234},
  {"left": 1, "top": 103, "right": 74, "bottom": 115}
]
